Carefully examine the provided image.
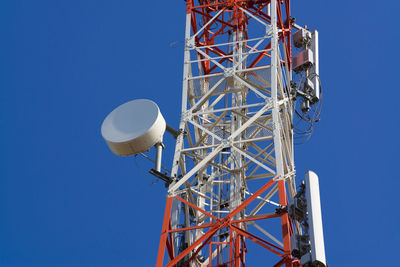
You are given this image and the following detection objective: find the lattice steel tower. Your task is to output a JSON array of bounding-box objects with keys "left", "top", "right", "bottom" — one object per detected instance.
[{"left": 156, "top": 1, "right": 325, "bottom": 266}]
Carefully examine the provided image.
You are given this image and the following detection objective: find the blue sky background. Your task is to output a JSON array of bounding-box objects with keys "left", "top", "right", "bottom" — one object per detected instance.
[{"left": 0, "top": 0, "right": 399, "bottom": 266}]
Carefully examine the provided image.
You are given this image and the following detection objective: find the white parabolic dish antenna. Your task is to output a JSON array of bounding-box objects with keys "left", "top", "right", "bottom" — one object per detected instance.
[{"left": 101, "top": 99, "right": 166, "bottom": 156}]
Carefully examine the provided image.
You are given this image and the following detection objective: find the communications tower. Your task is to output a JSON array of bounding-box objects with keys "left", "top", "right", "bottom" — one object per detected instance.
[
  {"left": 100, "top": 0, "right": 325, "bottom": 266},
  {"left": 155, "top": 0, "right": 325, "bottom": 266}
]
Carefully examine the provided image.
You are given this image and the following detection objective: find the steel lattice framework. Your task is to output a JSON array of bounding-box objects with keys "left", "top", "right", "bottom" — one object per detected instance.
[{"left": 157, "top": 1, "right": 301, "bottom": 266}]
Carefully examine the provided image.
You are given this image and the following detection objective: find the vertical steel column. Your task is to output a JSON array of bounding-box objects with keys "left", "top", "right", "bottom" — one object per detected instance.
[
  {"left": 271, "top": 0, "right": 285, "bottom": 180},
  {"left": 272, "top": 1, "right": 293, "bottom": 266},
  {"left": 169, "top": 7, "right": 191, "bottom": 182},
  {"left": 168, "top": 4, "right": 193, "bottom": 259}
]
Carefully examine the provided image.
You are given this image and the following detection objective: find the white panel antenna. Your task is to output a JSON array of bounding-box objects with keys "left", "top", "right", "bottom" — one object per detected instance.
[{"left": 303, "top": 170, "right": 326, "bottom": 267}]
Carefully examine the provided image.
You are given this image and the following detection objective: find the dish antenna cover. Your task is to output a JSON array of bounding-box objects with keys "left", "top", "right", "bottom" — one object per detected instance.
[{"left": 101, "top": 99, "right": 166, "bottom": 156}]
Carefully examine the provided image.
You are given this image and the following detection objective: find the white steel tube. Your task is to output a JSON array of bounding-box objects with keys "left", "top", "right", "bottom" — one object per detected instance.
[
  {"left": 271, "top": 0, "right": 285, "bottom": 179},
  {"left": 168, "top": 12, "right": 193, "bottom": 256},
  {"left": 155, "top": 143, "right": 163, "bottom": 172},
  {"left": 169, "top": 12, "right": 192, "bottom": 184}
]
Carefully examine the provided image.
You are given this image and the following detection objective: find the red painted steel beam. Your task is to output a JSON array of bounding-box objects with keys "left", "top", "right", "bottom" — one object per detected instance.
[
  {"left": 231, "top": 212, "right": 282, "bottom": 224},
  {"left": 231, "top": 225, "right": 284, "bottom": 257},
  {"left": 278, "top": 180, "right": 293, "bottom": 267},
  {"left": 273, "top": 257, "right": 287, "bottom": 267},
  {"left": 192, "top": 9, "right": 234, "bottom": 28},
  {"left": 168, "top": 222, "right": 215, "bottom": 233},
  {"left": 183, "top": 233, "right": 215, "bottom": 267},
  {"left": 166, "top": 220, "right": 229, "bottom": 266},
  {"left": 226, "top": 179, "right": 276, "bottom": 220},
  {"left": 156, "top": 197, "right": 174, "bottom": 267},
  {"left": 175, "top": 195, "right": 220, "bottom": 221},
  {"left": 163, "top": 179, "right": 278, "bottom": 266},
  {"left": 231, "top": 224, "right": 284, "bottom": 253}
]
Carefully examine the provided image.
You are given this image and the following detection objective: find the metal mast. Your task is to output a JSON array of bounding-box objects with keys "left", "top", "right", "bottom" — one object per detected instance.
[{"left": 157, "top": 1, "right": 303, "bottom": 266}]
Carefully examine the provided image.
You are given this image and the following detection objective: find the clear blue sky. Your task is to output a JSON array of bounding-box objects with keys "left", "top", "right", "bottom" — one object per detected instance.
[{"left": 0, "top": 1, "right": 399, "bottom": 266}]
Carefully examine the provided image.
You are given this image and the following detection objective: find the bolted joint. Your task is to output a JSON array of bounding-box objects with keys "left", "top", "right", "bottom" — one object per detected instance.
[
  {"left": 181, "top": 110, "right": 192, "bottom": 121},
  {"left": 224, "top": 67, "right": 234, "bottom": 78},
  {"left": 185, "top": 38, "right": 195, "bottom": 49}
]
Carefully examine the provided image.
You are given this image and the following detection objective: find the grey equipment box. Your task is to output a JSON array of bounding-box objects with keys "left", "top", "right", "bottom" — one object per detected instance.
[{"left": 293, "top": 49, "right": 314, "bottom": 73}]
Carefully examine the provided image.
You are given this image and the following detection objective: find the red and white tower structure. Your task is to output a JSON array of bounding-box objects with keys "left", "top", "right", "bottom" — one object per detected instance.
[{"left": 155, "top": 0, "right": 325, "bottom": 266}]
